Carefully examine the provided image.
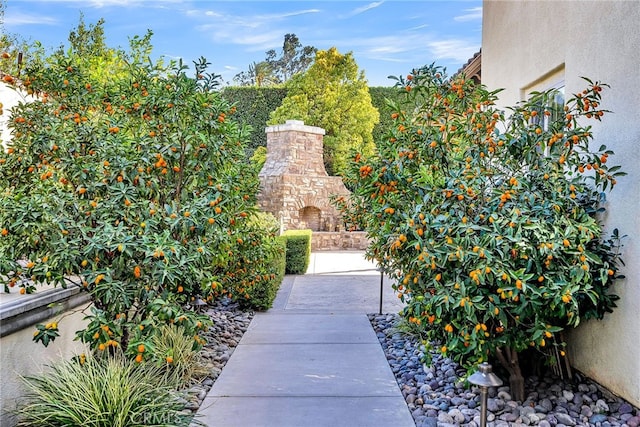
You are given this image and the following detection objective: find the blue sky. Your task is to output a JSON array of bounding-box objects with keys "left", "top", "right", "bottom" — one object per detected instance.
[{"left": 3, "top": 0, "right": 482, "bottom": 87}]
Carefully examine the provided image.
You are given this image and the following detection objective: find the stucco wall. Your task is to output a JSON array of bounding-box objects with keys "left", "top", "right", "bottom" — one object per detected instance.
[
  {"left": 482, "top": 0, "right": 640, "bottom": 406},
  {"left": 1, "top": 82, "right": 33, "bottom": 149},
  {"left": 0, "top": 307, "right": 89, "bottom": 426}
]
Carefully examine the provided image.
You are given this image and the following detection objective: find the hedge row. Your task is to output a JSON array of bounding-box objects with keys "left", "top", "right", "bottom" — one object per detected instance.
[
  {"left": 369, "top": 86, "right": 402, "bottom": 147},
  {"left": 283, "top": 229, "right": 312, "bottom": 275},
  {"left": 242, "top": 235, "right": 287, "bottom": 311},
  {"left": 220, "top": 87, "right": 288, "bottom": 155},
  {"left": 239, "top": 228, "right": 314, "bottom": 309}
]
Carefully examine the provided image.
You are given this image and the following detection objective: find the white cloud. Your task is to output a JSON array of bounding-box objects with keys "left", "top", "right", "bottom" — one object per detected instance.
[
  {"left": 85, "top": 0, "right": 136, "bottom": 7},
  {"left": 408, "top": 24, "right": 428, "bottom": 31},
  {"left": 341, "top": 30, "right": 479, "bottom": 68},
  {"left": 195, "top": 22, "right": 284, "bottom": 52},
  {"left": 343, "top": 1, "right": 384, "bottom": 18},
  {"left": 227, "top": 31, "right": 286, "bottom": 51},
  {"left": 192, "top": 6, "right": 321, "bottom": 53},
  {"left": 192, "top": 7, "right": 319, "bottom": 24},
  {"left": 343, "top": 33, "right": 428, "bottom": 64},
  {"left": 160, "top": 54, "right": 183, "bottom": 62},
  {"left": 454, "top": 7, "right": 482, "bottom": 22},
  {"left": 272, "top": 9, "right": 321, "bottom": 19},
  {"left": 186, "top": 2, "right": 479, "bottom": 74},
  {"left": 38, "top": 0, "right": 182, "bottom": 7},
  {"left": 3, "top": 12, "right": 58, "bottom": 26},
  {"left": 427, "top": 39, "right": 480, "bottom": 63}
]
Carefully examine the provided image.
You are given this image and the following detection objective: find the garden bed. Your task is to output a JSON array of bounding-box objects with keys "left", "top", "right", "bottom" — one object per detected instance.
[{"left": 370, "top": 313, "right": 640, "bottom": 427}]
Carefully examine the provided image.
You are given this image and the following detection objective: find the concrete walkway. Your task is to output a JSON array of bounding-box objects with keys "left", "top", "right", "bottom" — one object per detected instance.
[{"left": 195, "top": 251, "right": 415, "bottom": 427}]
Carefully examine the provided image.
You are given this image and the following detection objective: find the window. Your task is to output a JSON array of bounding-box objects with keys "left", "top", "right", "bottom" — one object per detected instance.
[{"left": 522, "top": 65, "right": 565, "bottom": 131}]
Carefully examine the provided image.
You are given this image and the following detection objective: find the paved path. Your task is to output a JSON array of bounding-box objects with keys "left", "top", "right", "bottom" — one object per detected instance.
[{"left": 195, "top": 251, "right": 415, "bottom": 427}]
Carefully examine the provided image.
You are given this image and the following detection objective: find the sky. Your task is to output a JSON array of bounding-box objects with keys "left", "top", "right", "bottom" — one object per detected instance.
[{"left": 2, "top": 0, "right": 483, "bottom": 87}]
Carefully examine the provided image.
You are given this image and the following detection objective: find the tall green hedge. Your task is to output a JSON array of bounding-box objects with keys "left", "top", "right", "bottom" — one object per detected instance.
[
  {"left": 221, "top": 87, "right": 288, "bottom": 155},
  {"left": 244, "top": 235, "right": 286, "bottom": 311},
  {"left": 283, "top": 229, "right": 312, "bottom": 274},
  {"left": 369, "top": 86, "right": 403, "bottom": 145},
  {"left": 235, "top": 212, "right": 286, "bottom": 311}
]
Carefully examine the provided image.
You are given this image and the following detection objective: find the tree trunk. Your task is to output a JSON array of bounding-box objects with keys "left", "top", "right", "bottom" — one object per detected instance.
[{"left": 495, "top": 346, "right": 525, "bottom": 401}]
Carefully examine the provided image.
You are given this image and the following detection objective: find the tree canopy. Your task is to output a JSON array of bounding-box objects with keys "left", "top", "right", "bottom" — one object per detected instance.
[{"left": 233, "top": 33, "right": 315, "bottom": 87}]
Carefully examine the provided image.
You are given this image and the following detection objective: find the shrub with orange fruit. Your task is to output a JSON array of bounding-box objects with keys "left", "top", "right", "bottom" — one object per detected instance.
[
  {"left": 335, "top": 65, "right": 625, "bottom": 401},
  {"left": 0, "top": 34, "right": 273, "bottom": 359}
]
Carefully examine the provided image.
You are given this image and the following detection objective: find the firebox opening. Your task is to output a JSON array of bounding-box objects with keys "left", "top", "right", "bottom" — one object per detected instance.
[{"left": 299, "top": 206, "right": 322, "bottom": 231}]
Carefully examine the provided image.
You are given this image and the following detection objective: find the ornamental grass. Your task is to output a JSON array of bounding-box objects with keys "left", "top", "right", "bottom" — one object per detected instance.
[{"left": 17, "top": 353, "right": 199, "bottom": 427}]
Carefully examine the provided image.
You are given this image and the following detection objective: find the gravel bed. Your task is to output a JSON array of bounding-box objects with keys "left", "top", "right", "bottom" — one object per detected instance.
[
  {"left": 182, "top": 299, "right": 254, "bottom": 414},
  {"left": 370, "top": 313, "right": 640, "bottom": 427}
]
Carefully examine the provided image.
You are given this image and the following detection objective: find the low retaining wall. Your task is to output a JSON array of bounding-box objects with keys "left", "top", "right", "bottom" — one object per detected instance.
[
  {"left": 0, "top": 287, "right": 90, "bottom": 426},
  {"left": 311, "top": 231, "right": 369, "bottom": 251}
]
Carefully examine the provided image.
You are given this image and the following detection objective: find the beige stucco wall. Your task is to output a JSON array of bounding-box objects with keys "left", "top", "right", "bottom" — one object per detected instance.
[
  {"left": 0, "top": 307, "right": 89, "bottom": 426},
  {"left": 482, "top": 0, "right": 640, "bottom": 406}
]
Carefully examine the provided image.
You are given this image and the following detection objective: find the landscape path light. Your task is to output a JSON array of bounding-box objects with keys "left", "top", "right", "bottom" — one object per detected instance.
[
  {"left": 468, "top": 362, "right": 503, "bottom": 427},
  {"left": 192, "top": 295, "right": 208, "bottom": 313},
  {"left": 377, "top": 266, "right": 384, "bottom": 315}
]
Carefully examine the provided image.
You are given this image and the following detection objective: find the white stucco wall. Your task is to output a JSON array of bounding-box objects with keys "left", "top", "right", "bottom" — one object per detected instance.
[
  {"left": 0, "top": 82, "right": 33, "bottom": 149},
  {"left": 0, "top": 308, "right": 89, "bottom": 426},
  {"left": 482, "top": 0, "right": 640, "bottom": 406}
]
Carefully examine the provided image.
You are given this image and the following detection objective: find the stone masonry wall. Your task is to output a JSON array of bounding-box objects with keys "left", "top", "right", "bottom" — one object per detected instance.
[
  {"left": 311, "top": 231, "right": 370, "bottom": 251},
  {"left": 258, "top": 120, "right": 351, "bottom": 234}
]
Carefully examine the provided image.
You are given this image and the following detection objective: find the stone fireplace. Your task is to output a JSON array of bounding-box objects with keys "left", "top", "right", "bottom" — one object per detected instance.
[{"left": 257, "top": 120, "right": 350, "bottom": 233}]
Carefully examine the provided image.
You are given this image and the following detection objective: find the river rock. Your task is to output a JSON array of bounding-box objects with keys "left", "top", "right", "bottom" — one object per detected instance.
[
  {"left": 627, "top": 416, "right": 640, "bottom": 427},
  {"left": 596, "top": 399, "right": 610, "bottom": 412},
  {"left": 555, "top": 412, "right": 577, "bottom": 426}
]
